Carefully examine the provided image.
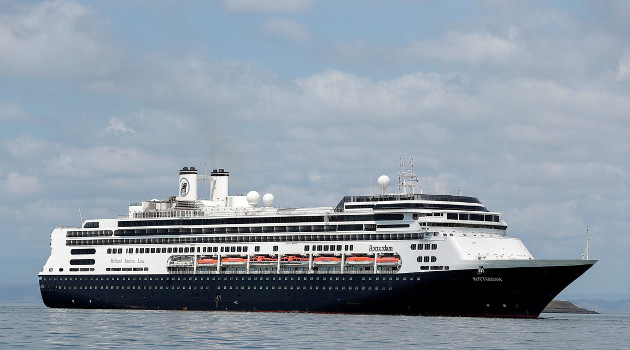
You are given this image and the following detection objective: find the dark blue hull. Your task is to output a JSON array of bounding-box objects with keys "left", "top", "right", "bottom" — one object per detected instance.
[{"left": 39, "top": 262, "right": 594, "bottom": 317}]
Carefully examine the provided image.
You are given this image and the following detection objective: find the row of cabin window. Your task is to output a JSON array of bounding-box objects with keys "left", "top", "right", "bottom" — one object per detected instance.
[
  {"left": 108, "top": 246, "right": 253, "bottom": 255},
  {"left": 116, "top": 224, "right": 374, "bottom": 236},
  {"left": 305, "top": 244, "right": 354, "bottom": 252},
  {"left": 107, "top": 244, "right": 360, "bottom": 254},
  {"left": 118, "top": 213, "right": 404, "bottom": 228},
  {"left": 43, "top": 270, "right": 429, "bottom": 288},
  {"left": 42, "top": 274, "right": 431, "bottom": 291},
  {"left": 50, "top": 284, "right": 398, "bottom": 291},
  {"left": 66, "top": 232, "right": 424, "bottom": 246},
  {"left": 420, "top": 266, "right": 448, "bottom": 270},
  {"left": 416, "top": 256, "right": 437, "bottom": 263},
  {"left": 341, "top": 194, "right": 481, "bottom": 204},
  {"left": 106, "top": 244, "right": 356, "bottom": 256},
  {"left": 446, "top": 213, "right": 499, "bottom": 222},
  {"left": 421, "top": 222, "right": 507, "bottom": 230},
  {"left": 374, "top": 203, "right": 488, "bottom": 211},
  {"left": 411, "top": 243, "right": 437, "bottom": 250},
  {"left": 43, "top": 274, "right": 419, "bottom": 284},
  {"left": 71, "top": 248, "right": 96, "bottom": 255},
  {"left": 67, "top": 230, "right": 113, "bottom": 237},
  {"left": 43, "top": 276, "right": 438, "bottom": 291},
  {"left": 412, "top": 213, "right": 444, "bottom": 219},
  {"left": 69, "top": 259, "right": 95, "bottom": 265}
]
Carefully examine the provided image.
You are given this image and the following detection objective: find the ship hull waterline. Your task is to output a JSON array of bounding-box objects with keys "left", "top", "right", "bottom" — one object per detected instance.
[{"left": 39, "top": 260, "right": 595, "bottom": 318}]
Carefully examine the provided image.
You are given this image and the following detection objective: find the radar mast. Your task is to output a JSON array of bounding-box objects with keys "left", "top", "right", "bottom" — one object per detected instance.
[{"left": 398, "top": 157, "right": 420, "bottom": 195}]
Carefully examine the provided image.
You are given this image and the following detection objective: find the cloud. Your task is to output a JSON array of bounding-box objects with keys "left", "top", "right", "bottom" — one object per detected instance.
[
  {"left": 291, "top": 70, "right": 468, "bottom": 122},
  {"left": 506, "top": 199, "right": 586, "bottom": 256},
  {"left": 87, "top": 52, "right": 281, "bottom": 117},
  {"left": 259, "top": 19, "right": 310, "bottom": 42},
  {"left": 616, "top": 50, "right": 630, "bottom": 81},
  {"left": 3, "top": 135, "right": 48, "bottom": 159},
  {"left": 0, "top": 0, "right": 119, "bottom": 78},
  {"left": 3, "top": 172, "right": 40, "bottom": 196},
  {"left": 0, "top": 100, "right": 35, "bottom": 122},
  {"left": 43, "top": 145, "right": 168, "bottom": 180},
  {"left": 307, "top": 171, "right": 321, "bottom": 183},
  {"left": 403, "top": 32, "right": 522, "bottom": 65},
  {"left": 223, "top": 0, "right": 315, "bottom": 13},
  {"left": 326, "top": 32, "right": 522, "bottom": 68},
  {"left": 106, "top": 117, "right": 136, "bottom": 135}
]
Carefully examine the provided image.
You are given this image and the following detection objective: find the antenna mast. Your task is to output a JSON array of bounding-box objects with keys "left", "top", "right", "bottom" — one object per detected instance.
[
  {"left": 583, "top": 225, "right": 590, "bottom": 260},
  {"left": 397, "top": 157, "right": 418, "bottom": 195},
  {"left": 197, "top": 163, "right": 212, "bottom": 199}
]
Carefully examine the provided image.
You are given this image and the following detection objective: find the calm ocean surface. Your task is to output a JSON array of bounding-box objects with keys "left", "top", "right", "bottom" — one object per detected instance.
[{"left": 1, "top": 303, "right": 629, "bottom": 349}]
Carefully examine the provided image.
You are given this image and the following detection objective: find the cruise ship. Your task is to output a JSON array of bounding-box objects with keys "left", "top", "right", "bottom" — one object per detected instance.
[{"left": 38, "top": 162, "right": 596, "bottom": 317}]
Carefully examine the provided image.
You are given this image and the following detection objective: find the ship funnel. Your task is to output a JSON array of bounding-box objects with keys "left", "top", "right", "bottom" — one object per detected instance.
[
  {"left": 177, "top": 166, "right": 198, "bottom": 201},
  {"left": 210, "top": 168, "right": 229, "bottom": 202}
]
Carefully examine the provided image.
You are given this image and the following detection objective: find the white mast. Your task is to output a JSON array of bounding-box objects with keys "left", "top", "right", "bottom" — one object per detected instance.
[
  {"left": 582, "top": 225, "right": 591, "bottom": 260},
  {"left": 397, "top": 157, "right": 418, "bottom": 195}
]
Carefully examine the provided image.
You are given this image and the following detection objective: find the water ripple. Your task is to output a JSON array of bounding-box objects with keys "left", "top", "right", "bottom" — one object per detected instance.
[{"left": 1, "top": 304, "right": 629, "bottom": 349}]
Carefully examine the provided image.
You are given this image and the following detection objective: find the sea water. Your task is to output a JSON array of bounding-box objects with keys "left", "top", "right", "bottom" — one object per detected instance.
[{"left": 1, "top": 303, "right": 629, "bottom": 349}]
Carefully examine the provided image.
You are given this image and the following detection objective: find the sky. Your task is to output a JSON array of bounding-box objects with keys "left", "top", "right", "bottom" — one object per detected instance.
[{"left": 1, "top": 0, "right": 629, "bottom": 300}]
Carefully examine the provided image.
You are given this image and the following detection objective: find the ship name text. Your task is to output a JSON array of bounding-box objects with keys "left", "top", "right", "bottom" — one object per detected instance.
[
  {"left": 111, "top": 258, "right": 145, "bottom": 264},
  {"left": 369, "top": 245, "right": 393, "bottom": 252},
  {"left": 472, "top": 276, "right": 503, "bottom": 282}
]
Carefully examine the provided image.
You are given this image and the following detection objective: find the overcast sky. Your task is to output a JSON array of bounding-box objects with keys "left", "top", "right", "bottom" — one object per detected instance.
[{"left": 1, "top": 0, "right": 629, "bottom": 299}]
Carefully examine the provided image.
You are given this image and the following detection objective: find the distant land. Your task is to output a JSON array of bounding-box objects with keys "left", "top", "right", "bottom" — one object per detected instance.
[
  {"left": 572, "top": 299, "right": 630, "bottom": 314},
  {"left": 542, "top": 300, "right": 597, "bottom": 314},
  {"left": 1, "top": 284, "right": 628, "bottom": 314}
]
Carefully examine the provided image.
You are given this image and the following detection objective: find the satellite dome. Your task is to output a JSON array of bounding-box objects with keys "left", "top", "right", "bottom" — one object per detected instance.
[
  {"left": 377, "top": 175, "right": 390, "bottom": 189},
  {"left": 263, "top": 193, "right": 275, "bottom": 207},
  {"left": 246, "top": 191, "right": 260, "bottom": 206},
  {"left": 378, "top": 175, "right": 390, "bottom": 195}
]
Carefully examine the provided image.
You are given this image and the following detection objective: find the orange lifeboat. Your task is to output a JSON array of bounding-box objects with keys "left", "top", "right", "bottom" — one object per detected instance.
[
  {"left": 345, "top": 256, "right": 375, "bottom": 265},
  {"left": 313, "top": 256, "right": 342, "bottom": 265},
  {"left": 280, "top": 255, "right": 309, "bottom": 264},
  {"left": 249, "top": 256, "right": 278, "bottom": 264},
  {"left": 221, "top": 257, "right": 248, "bottom": 265},
  {"left": 197, "top": 258, "right": 218, "bottom": 265},
  {"left": 376, "top": 257, "right": 401, "bottom": 265}
]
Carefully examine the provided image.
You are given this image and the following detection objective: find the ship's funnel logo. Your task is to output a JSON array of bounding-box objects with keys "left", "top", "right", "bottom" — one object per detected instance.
[{"left": 180, "top": 178, "right": 189, "bottom": 197}]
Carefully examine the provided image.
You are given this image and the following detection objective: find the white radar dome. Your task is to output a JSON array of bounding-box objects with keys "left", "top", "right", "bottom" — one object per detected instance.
[
  {"left": 377, "top": 175, "right": 391, "bottom": 189},
  {"left": 378, "top": 175, "right": 390, "bottom": 195},
  {"left": 263, "top": 193, "right": 275, "bottom": 207},
  {"left": 246, "top": 191, "right": 260, "bottom": 206}
]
